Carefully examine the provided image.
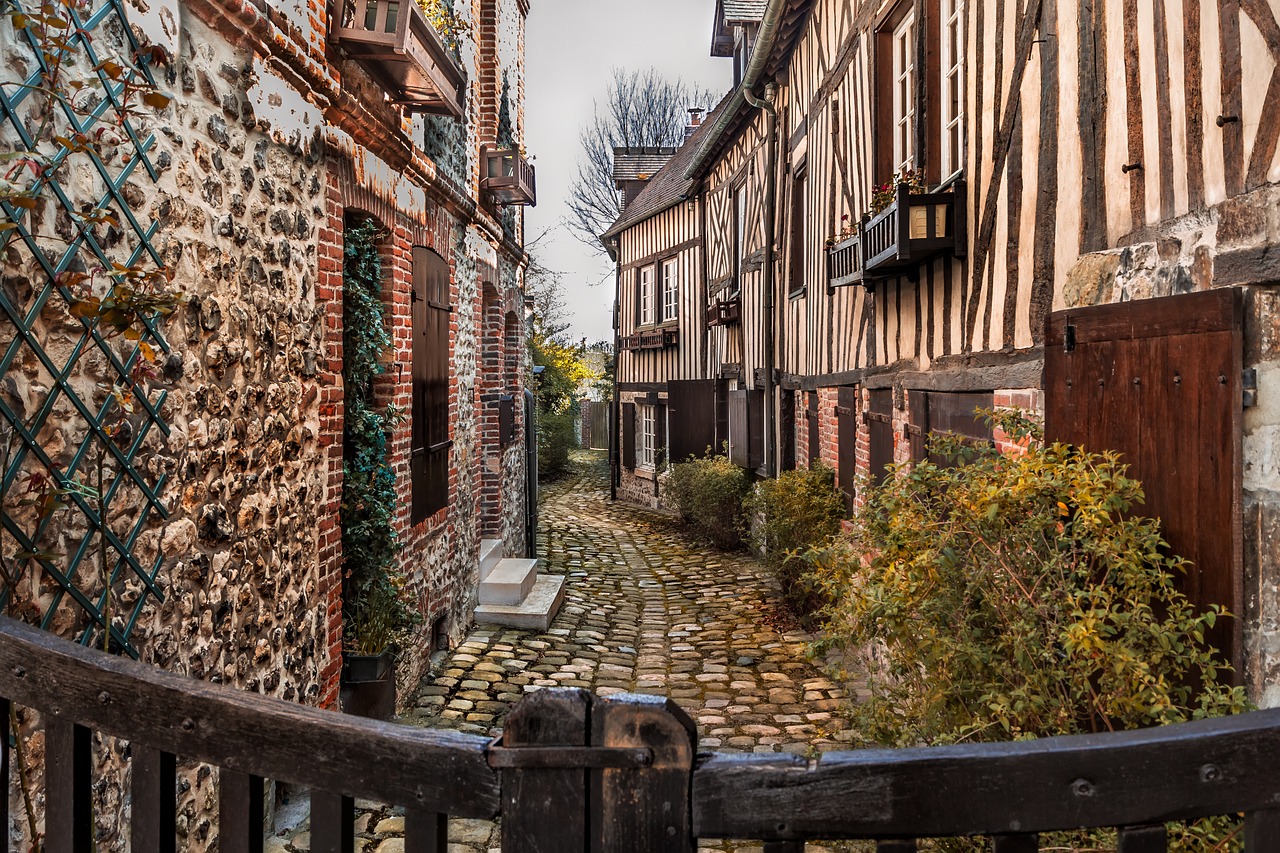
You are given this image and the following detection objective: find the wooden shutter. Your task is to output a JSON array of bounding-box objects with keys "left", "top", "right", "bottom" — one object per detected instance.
[
  {"left": 836, "top": 386, "right": 859, "bottom": 514},
  {"left": 926, "top": 391, "right": 994, "bottom": 465},
  {"left": 867, "top": 388, "right": 894, "bottom": 489},
  {"left": 728, "top": 389, "right": 763, "bottom": 470},
  {"left": 788, "top": 170, "right": 806, "bottom": 295},
  {"left": 654, "top": 402, "right": 667, "bottom": 466},
  {"left": 411, "top": 246, "right": 452, "bottom": 524},
  {"left": 713, "top": 380, "right": 730, "bottom": 455},
  {"left": 779, "top": 390, "right": 796, "bottom": 472},
  {"left": 807, "top": 392, "right": 821, "bottom": 465},
  {"left": 498, "top": 394, "right": 515, "bottom": 446},
  {"left": 667, "top": 379, "right": 717, "bottom": 462},
  {"left": 1045, "top": 288, "right": 1244, "bottom": 674},
  {"left": 621, "top": 401, "right": 636, "bottom": 469}
]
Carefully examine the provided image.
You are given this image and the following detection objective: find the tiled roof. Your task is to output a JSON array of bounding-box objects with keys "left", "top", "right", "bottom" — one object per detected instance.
[
  {"left": 602, "top": 96, "right": 732, "bottom": 241},
  {"left": 723, "top": 0, "right": 767, "bottom": 21},
  {"left": 612, "top": 148, "right": 677, "bottom": 184}
]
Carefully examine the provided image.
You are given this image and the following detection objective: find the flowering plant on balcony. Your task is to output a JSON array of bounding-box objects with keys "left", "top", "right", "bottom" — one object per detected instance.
[
  {"left": 869, "top": 168, "right": 927, "bottom": 215},
  {"left": 824, "top": 213, "right": 858, "bottom": 248},
  {"left": 417, "top": 0, "right": 467, "bottom": 56}
]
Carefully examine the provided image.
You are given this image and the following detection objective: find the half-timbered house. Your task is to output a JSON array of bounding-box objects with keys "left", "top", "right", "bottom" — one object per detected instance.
[{"left": 609, "top": 0, "right": 1280, "bottom": 704}]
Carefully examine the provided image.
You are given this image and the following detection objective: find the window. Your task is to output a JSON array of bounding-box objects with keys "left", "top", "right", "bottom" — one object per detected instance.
[
  {"left": 788, "top": 168, "right": 807, "bottom": 296},
  {"left": 733, "top": 185, "right": 746, "bottom": 290},
  {"left": 637, "top": 403, "right": 656, "bottom": 470},
  {"left": 411, "top": 246, "right": 452, "bottom": 523},
  {"left": 940, "top": 0, "right": 964, "bottom": 179},
  {"left": 638, "top": 265, "right": 654, "bottom": 326},
  {"left": 892, "top": 12, "right": 915, "bottom": 176},
  {"left": 660, "top": 258, "right": 679, "bottom": 322}
]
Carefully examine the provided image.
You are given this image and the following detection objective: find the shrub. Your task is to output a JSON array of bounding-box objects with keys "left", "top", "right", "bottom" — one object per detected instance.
[
  {"left": 537, "top": 409, "right": 576, "bottom": 481},
  {"left": 808, "top": 411, "right": 1250, "bottom": 849},
  {"left": 668, "top": 451, "right": 750, "bottom": 549},
  {"left": 746, "top": 464, "right": 845, "bottom": 623}
]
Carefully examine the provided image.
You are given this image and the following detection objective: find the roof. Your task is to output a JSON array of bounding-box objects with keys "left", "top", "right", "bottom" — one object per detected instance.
[
  {"left": 601, "top": 95, "right": 733, "bottom": 242},
  {"left": 724, "top": 0, "right": 767, "bottom": 22},
  {"left": 612, "top": 148, "right": 677, "bottom": 185}
]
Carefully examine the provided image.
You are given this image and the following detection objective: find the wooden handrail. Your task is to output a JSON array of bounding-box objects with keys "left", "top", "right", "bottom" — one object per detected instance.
[
  {"left": 0, "top": 616, "right": 499, "bottom": 817},
  {"left": 693, "top": 707, "right": 1280, "bottom": 841}
]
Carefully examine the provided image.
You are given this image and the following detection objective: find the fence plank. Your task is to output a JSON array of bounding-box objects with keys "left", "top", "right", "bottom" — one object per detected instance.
[
  {"left": 45, "top": 718, "right": 92, "bottom": 853},
  {"left": 692, "top": 707, "right": 1280, "bottom": 839},
  {"left": 992, "top": 835, "right": 1038, "bottom": 852},
  {"left": 0, "top": 617, "right": 498, "bottom": 816},
  {"left": 763, "top": 843, "right": 805, "bottom": 853},
  {"left": 500, "top": 687, "right": 590, "bottom": 853},
  {"left": 1117, "top": 825, "right": 1167, "bottom": 852},
  {"left": 876, "top": 842, "right": 916, "bottom": 852},
  {"left": 1246, "top": 809, "right": 1280, "bottom": 851},
  {"left": 219, "top": 769, "right": 264, "bottom": 853},
  {"left": 1, "top": 698, "right": 8, "bottom": 852},
  {"left": 592, "top": 692, "right": 696, "bottom": 853},
  {"left": 404, "top": 809, "right": 449, "bottom": 853},
  {"left": 310, "top": 791, "right": 354, "bottom": 853},
  {"left": 131, "top": 747, "right": 176, "bottom": 853}
]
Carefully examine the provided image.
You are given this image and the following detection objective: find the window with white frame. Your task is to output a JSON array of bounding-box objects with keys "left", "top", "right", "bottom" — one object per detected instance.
[
  {"left": 638, "top": 265, "right": 654, "bottom": 326},
  {"left": 661, "top": 258, "right": 679, "bottom": 322},
  {"left": 940, "top": 0, "right": 964, "bottom": 179},
  {"left": 637, "top": 403, "right": 655, "bottom": 469},
  {"left": 892, "top": 12, "right": 916, "bottom": 176}
]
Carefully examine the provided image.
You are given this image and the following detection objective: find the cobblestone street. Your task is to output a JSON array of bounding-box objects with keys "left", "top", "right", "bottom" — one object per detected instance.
[{"left": 275, "top": 450, "right": 856, "bottom": 853}]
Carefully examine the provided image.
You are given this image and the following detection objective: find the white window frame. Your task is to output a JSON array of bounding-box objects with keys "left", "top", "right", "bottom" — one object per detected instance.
[
  {"left": 940, "top": 0, "right": 964, "bottom": 180},
  {"left": 638, "top": 265, "right": 654, "bottom": 326},
  {"left": 660, "top": 258, "right": 679, "bottom": 322},
  {"left": 637, "top": 403, "right": 656, "bottom": 470},
  {"left": 892, "top": 12, "right": 916, "bottom": 177}
]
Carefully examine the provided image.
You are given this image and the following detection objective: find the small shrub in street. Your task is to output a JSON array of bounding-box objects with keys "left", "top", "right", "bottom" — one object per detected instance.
[
  {"left": 668, "top": 451, "right": 750, "bottom": 549},
  {"left": 538, "top": 409, "right": 576, "bottom": 481},
  {"left": 746, "top": 464, "right": 845, "bottom": 623},
  {"left": 808, "top": 411, "right": 1250, "bottom": 849}
]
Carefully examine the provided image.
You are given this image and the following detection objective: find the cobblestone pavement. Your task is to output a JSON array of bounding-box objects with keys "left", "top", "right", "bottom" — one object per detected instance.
[{"left": 274, "top": 451, "right": 857, "bottom": 853}]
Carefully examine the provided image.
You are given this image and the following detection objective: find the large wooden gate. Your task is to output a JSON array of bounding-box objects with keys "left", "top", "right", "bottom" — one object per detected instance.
[{"left": 1044, "top": 288, "right": 1244, "bottom": 674}]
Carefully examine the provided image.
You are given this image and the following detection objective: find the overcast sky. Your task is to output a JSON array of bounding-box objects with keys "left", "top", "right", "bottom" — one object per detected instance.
[{"left": 524, "top": 0, "right": 731, "bottom": 343}]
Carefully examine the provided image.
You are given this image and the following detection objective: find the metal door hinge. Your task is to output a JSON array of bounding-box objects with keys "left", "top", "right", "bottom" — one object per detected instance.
[
  {"left": 486, "top": 745, "right": 654, "bottom": 770},
  {"left": 1244, "top": 368, "right": 1258, "bottom": 409}
]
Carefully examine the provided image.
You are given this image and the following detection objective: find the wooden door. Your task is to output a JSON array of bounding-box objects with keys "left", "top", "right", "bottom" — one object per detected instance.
[
  {"left": 667, "top": 379, "right": 718, "bottom": 463},
  {"left": 1044, "top": 288, "right": 1244, "bottom": 675},
  {"left": 867, "top": 389, "right": 894, "bottom": 490},
  {"left": 836, "top": 386, "right": 859, "bottom": 514}
]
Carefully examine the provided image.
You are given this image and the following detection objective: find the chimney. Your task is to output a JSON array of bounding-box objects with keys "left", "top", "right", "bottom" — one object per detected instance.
[{"left": 685, "top": 107, "right": 705, "bottom": 140}]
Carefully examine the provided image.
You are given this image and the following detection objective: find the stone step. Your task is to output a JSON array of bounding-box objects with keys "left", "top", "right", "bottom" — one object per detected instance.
[
  {"left": 478, "top": 538, "right": 504, "bottom": 581},
  {"left": 478, "top": 557, "right": 537, "bottom": 606},
  {"left": 474, "top": 574, "right": 566, "bottom": 631}
]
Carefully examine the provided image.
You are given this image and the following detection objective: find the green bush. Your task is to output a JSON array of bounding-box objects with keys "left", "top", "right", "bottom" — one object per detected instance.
[
  {"left": 808, "top": 411, "right": 1249, "bottom": 849},
  {"left": 746, "top": 464, "right": 845, "bottom": 623},
  {"left": 537, "top": 409, "right": 576, "bottom": 481},
  {"left": 668, "top": 451, "right": 750, "bottom": 549}
]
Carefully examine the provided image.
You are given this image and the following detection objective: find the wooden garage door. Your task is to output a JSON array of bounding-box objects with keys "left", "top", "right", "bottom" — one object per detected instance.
[{"left": 1044, "top": 288, "right": 1243, "bottom": 675}]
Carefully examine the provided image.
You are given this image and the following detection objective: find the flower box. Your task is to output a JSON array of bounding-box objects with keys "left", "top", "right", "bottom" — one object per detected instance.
[
  {"left": 707, "top": 296, "right": 741, "bottom": 327},
  {"left": 826, "top": 231, "right": 864, "bottom": 288},
  {"left": 480, "top": 145, "right": 537, "bottom": 206},
  {"left": 861, "top": 180, "right": 967, "bottom": 281}
]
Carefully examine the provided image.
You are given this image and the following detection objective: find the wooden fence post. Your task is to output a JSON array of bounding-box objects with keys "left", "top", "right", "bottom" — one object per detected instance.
[{"left": 591, "top": 692, "right": 696, "bottom": 853}]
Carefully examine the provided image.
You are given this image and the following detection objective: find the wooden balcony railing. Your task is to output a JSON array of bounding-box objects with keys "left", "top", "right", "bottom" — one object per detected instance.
[
  {"left": 331, "top": 0, "right": 466, "bottom": 117},
  {"left": 5, "top": 615, "right": 1280, "bottom": 852},
  {"left": 619, "top": 328, "right": 677, "bottom": 351},
  {"left": 707, "top": 295, "right": 741, "bottom": 327},
  {"left": 480, "top": 145, "right": 537, "bottom": 207},
  {"left": 828, "top": 181, "right": 967, "bottom": 288}
]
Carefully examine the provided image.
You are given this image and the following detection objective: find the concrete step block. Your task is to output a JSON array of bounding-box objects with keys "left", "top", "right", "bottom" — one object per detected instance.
[
  {"left": 478, "top": 538, "right": 504, "bottom": 581},
  {"left": 478, "top": 557, "right": 538, "bottom": 606},
  {"left": 474, "top": 574, "right": 566, "bottom": 631}
]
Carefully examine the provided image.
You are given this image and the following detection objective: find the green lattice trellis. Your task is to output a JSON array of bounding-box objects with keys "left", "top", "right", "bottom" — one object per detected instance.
[{"left": 0, "top": 0, "right": 172, "bottom": 657}]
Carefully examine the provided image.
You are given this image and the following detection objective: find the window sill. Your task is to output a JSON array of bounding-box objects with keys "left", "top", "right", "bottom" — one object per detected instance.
[
  {"left": 635, "top": 466, "right": 657, "bottom": 480},
  {"left": 788, "top": 286, "right": 807, "bottom": 301}
]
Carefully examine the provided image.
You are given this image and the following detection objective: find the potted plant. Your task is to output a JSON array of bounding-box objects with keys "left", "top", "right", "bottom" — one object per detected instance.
[{"left": 341, "top": 574, "right": 418, "bottom": 720}]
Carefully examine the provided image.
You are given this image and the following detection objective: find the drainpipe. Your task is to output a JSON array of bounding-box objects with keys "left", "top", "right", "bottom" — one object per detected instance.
[{"left": 743, "top": 82, "right": 779, "bottom": 479}]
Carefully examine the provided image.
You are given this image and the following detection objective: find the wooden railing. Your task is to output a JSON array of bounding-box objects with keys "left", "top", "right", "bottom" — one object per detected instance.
[
  {"left": 3, "top": 615, "right": 1280, "bottom": 851},
  {"left": 480, "top": 145, "right": 537, "bottom": 207},
  {"left": 828, "top": 181, "right": 968, "bottom": 288},
  {"left": 707, "top": 295, "right": 741, "bottom": 327}
]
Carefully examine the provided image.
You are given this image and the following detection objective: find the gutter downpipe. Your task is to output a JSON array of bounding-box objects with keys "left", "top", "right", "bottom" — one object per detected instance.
[{"left": 743, "top": 83, "right": 779, "bottom": 479}]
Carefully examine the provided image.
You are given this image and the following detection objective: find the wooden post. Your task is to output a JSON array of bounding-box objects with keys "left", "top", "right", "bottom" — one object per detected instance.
[
  {"left": 45, "top": 718, "right": 92, "bottom": 853},
  {"left": 591, "top": 693, "right": 696, "bottom": 853},
  {"left": 131, "top": 746, "right": 177, "bottom": 853},
  {"left": 500, "top": 688, "right": 591, "bottom": 853},
  {"left": 1245, "top": 809, "right": 1280, "bottom": 851},
  {"left": 219, "top": 768, "right": 264, "bottom": 853},
  {"left": 404, "top": 809, "right": 449, "bottom": 853},
  {"left": 992, "top": 835, "right": 1039, "bottom": 852},
  {"left": 1117, "top": 825, "right": 1167, "bottom": 852},
  {"left": 310, "top": 791, "right": 354, "bottom": 853}
]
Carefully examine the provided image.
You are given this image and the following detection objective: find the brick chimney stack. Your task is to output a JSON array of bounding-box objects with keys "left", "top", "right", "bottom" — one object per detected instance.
[{"left": 685, "top": 107, "right": 705, "bottom": 140}]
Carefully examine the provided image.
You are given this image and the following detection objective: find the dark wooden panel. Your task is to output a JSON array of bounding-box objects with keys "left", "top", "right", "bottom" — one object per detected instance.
[
  {"left": 219, "top": 769, "right": 264, "bottom": 853},
  {"left": 779, "top": 390, "right": 797, "bottom": 472},
  {"left": 131, "top": 747, "right": 177, "bottom": 853},
  {"left": 1117, "top": 824, "right": 1167, "bottom": 852},
  {"left": 501, "top": 688, "right": 589, "bottom": 853},
  {"left": 837, "top": 386, "right": 859, "bottom": 515},
  {"left": 498, "top": 394, "right": 515, "bottom": 447},
  {"left": 807, "top": 392, "right": 820, "bottom": 466},
  {"left": 0, "top": 698, "right": 8, "bottom": 853},
  {"left": 692, "top": 706, "right": 1280, "bottom": 839},
  {"left": 621, "top": 402, "right": 636, "bottom": 469},
  {"left": 45, "top": 718, "right": 92, "bottom": 853},
  {"left": 1044, "top": 289, "right": 1243, "bottom": 674},
  {"left": 992, "top": 835, "right": 1038, "bottom": 852},
  {"left": 404, "top": 810, "right": 448, "bottom": 853},
  {"left": 728, "top": 390, "right": 764, "bottom": 470},
  {"left": 907, "top": 391, "right": 929, "bottom": 462},
  {"left": 310, "top": 791, "right": 354, "bottom": 853},
  {"left": 592, "top": 694, "right": 696, "bottom": 853},
  {"left": 714, "top": 380, "right": 730, "bottom": 453},
  {"left": 655, "top": 402, "right": 668, "bottom": 466},
  {"left": 868, "top": 388, "right": 894, "bottom": 489},
  {"left": 412, "top": 245, "right": 452, "bottom": 523},
  {"left": 0, "top": 617, "right": 499, "bottom": 816},
  {"left": 668, "top": 380, "right": 718, "bottom": 462},
  {"left": 1245, "top": 808, "right": 1280, "bottom": 851}
]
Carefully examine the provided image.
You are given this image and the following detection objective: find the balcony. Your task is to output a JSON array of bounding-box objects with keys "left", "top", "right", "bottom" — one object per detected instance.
[
  {"left": 481, "top": 145, "right": 537, "bottom": 207},
  {"left": 706, "top": 295, "right": 741, "bottom": 327},
  {"left": 620, "top": 328, "right": 678, "bottom": 351},
  {"left": 828, "top": 181, "right": 966, "bottom": 288},
  {"left": 331, "top": 0, "right": 466, "bottom": 117}
]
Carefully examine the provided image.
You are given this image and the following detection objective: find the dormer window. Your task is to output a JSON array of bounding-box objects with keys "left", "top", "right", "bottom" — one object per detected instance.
[{"left": 733, "top": 24, "right": 757, "bottom": 87}]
